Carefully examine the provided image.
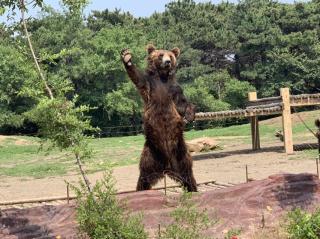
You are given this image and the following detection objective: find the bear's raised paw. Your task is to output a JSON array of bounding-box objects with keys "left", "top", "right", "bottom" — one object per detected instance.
[{"left": 121, "top": 48, "right": 132, "bottom": 66}]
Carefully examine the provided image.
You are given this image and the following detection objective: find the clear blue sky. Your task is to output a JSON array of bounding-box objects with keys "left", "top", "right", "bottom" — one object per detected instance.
[{"left": 0, "top": 0, "right": 305, "bottom": 23}]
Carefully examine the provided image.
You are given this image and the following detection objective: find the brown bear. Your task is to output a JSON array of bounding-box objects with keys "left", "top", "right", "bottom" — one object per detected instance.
[{"left": 121, "top": 44, "right": 197, "bottom": 192}]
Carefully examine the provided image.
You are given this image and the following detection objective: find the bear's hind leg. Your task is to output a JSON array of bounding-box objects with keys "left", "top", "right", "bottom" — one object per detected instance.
[
  {"left": 181, "top": 169, "right": 198, "bottom": 192},
  {"left": 136, "top": 145, "right": 164, "bottom": 191},
  {"left": 167, "top": 160, "right": 197, "bottom": 192},
  {"left": 175, "top": 142, "right": 198, "bottom": 192}
]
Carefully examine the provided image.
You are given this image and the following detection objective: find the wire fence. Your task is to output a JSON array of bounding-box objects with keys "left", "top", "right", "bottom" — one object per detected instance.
[
  {"left": 3, "top": 89, "right": 320, "bottom": 139},
  {"left": 94, "top": 119, "right": 251, "bottom": 137},
  {"left": 4, "top": 118, "right": 251, "bottom": 138}
]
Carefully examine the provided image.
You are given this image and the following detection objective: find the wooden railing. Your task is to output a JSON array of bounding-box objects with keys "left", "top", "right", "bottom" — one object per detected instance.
[{"left": 194, "top": 88, "right": 320, "bottom": 154}]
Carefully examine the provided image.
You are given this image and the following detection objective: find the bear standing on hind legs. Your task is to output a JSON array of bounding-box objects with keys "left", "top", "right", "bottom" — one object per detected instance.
[{"left": 121, "top": 44, "right": 198, "bottom": 192}]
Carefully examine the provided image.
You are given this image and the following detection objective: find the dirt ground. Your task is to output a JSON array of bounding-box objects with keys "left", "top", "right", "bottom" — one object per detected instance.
[
  {"left": 0, "top": 136, "right": 318, "bottom": 203},
  {"left": 2, "top": 173, "right": 320, "bottom": 239}
]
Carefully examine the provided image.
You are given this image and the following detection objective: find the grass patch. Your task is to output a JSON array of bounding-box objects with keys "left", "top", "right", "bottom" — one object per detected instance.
[
  {"left": 0, "top": 162, "right": 67, "bottom": 178},
  {"left": 296, "top": 149, "right": 319, "bottom": 160},
  {"left": 185, "top": 124, "right": 277, "bottom": 142},
  {"left": 1, "top": 110, "right": 319, "bottom": 178},
  {"left": 0, "top": 141, "right": 71, "bottom": 167}
]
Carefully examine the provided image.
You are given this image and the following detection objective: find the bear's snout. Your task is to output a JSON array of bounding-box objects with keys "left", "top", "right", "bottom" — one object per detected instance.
[{"left": 162, "top": 54, "right": 172, "bottom": 68}]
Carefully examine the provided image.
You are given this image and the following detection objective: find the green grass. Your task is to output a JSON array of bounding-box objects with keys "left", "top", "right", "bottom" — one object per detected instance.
[
  {"left": 185, "top": 124, "right": 276, "bottom": 140},
  {"left": 0, "top": 144, "right": 42, "bottom": 163},
  {"left": 0, "top": 163, "right": 67, "bottom": 178},
  {"left": 0, "top": 136, "right": 73, "bottom": 178},
  {"left": 0, "top": 110, "right": 319, "bottom": 178},
  {"left": 296, "top": 149, "right": 318, "bottom": 159}
]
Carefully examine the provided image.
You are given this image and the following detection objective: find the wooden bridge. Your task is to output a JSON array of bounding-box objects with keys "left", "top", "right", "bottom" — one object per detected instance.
[{"left": 194, "top": 88, "right": 320, "bottom": 154}]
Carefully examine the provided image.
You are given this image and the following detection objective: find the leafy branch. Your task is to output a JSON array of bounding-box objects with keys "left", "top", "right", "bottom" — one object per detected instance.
[
  {"left": 19, "top": 0, "right": 53, "bottom": 99},
  {"left": 13, "top": 0, "right": 94, "bottom": 191}
]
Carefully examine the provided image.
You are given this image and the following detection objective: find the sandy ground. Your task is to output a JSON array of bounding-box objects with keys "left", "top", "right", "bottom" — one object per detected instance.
[{"left": 0, "top": 138, "right": 318, "bottom": 202}]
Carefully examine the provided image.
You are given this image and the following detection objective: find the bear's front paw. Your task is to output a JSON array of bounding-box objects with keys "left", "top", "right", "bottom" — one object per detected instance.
[
  {"left": 185, "top": 104, "right": 196, "bottom": 122},
  {"left": 121, "top": 48, "right": 132, "bottom": 66}
]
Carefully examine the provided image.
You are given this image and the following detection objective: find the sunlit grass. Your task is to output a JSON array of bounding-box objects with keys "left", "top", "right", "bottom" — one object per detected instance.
[{"left": 1, "top": 110, "right": 319, "bottom": 178}]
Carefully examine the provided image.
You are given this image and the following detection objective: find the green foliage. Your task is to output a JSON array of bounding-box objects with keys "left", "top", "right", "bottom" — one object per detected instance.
[
  {"left": 0, "top": 7, "right": 5, "bottom": 15},
  {"left": 286, "top": 208, "right": 320, "bottom": 239},
  {"left": 2, "top": 0, "right": 320, "bottom": 135},
  {"left": 0, "top": 0, "right": 41, "bottom": 9},
  {"left": 184, "top": 85, "right": 230, "bottom": 113},
  {"left": 184, "top": 70, "right": 254, "bottom": 112},
  {"left": 24, "top": 96, "right": 96, "bottom": 161},
  {"left": 87, "top": 9, "right": 135, "bottom": 31},
  {"left": 61, "top": 0, "right": 89, "bottom": 14},
  {"left": 0, "top": 42, "right": 37, "bottom": 128},
  {"left": 105, "top": 82, "right": 142, "bottom": 126},
  {"left": 73, "top": 170, "right": 148, "bottom": 239},
  {"left": 158, "top": 191, "right": 215, "bottom": 239},
  {"left": 224, "top": 228, "right": 242, "bottom": 239},
  {"left": 223, "top": 79, "right": 255, "bottom": 108}
]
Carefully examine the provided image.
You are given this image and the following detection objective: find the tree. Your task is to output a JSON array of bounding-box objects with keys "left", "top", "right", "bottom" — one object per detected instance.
[
  {"left": 2, "top": 0, "right": 96, "bottom": 191},
  {"left": 105, "top": 82, "right": 142, "bottom": 132},
  {"left": 1, "top": 0, "right": 320, "bottom": 135},
  {"left": 0, "top": 41, "right": 37, "bottom": 130}
]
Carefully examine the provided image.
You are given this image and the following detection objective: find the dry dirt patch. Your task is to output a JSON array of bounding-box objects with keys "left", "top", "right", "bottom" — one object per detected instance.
[
  {"left": 0, "top": 135, "right": 8, "bottom": 143},
  {"left": 0, "top": 139, "right": 318, "bottom": 202},
  {"left": 0, "top": 135, "right": 32, "bottom": 145}
]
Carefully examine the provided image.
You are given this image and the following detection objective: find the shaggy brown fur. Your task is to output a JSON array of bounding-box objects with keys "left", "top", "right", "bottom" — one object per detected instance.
[{"left": 121, "top": 44, "right": 197, "bottom": 192}]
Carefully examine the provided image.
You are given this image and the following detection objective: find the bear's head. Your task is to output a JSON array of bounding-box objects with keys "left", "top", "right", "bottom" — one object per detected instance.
[{"left": 146, "top": 44, "right": 180, "bottom": 76}]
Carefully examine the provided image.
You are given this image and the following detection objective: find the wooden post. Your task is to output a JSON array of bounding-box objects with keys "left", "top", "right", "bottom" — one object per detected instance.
[
  {"left": 158, "top": 224, "right": 161, "bottom": 238},
  {"left": 280, "top": 88, "right": 294, "bottom": 154},
  {"left": 261, "top": 212, "right": 265, "bottom": 228},
  {"left": 316, "top": 158, "right": 319, "bottom": 179},
  {"left": 316, "top": 119, "right": 320, "bottom": 179},
  {"left": 245, "top": 165, "right": 249, "bottom": 183},
  {"left": 248, "top": 92, "right": 260, "bottom": 150},
  {"left": 164, "top": 174, "right": 167, "bottom": 196},
  {"left": 67, "top": 183, "right": 70, "bottom": 204}
]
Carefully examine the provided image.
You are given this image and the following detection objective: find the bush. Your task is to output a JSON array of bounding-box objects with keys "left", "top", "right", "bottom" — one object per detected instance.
[
  {"left": 223, "top": 79, "right": 255, "bottom": 109},
  {"left": 224, "top": 228, "right": 242, "bottom": 239},
  {"left": 286, "top": 208, "right": 320, "bottom": 239},
  {"left": 158, "top": 191, "right": 216, "bottom": 239},
  {"left": 73, "top": 169, "right": 148, "bottom": 239}
]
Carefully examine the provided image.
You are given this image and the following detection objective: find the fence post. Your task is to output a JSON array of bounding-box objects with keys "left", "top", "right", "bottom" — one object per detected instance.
[
  {"left": 316, "top": 119, "right": 320, "bottom": 179},
  {"left": 280, "top": 88, "right": 294, "bottom": 154},
  {"left": 248, "top": 91, "right": 261, "bottom": 150}
]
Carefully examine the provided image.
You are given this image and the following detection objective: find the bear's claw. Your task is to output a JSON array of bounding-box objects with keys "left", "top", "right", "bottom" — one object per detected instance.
[{"left": 121, "top": 48, "right": 132, "bottom": 66}]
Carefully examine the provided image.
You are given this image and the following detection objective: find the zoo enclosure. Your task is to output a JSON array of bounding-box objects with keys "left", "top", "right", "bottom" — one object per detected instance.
[{"left": 194, "top": 87, "right": 320, "bottom": 154}]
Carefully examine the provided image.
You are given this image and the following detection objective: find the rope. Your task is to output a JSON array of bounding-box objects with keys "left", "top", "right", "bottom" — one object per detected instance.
[{"left": 292, "top": 107, "right": 317, "bottom": 138}]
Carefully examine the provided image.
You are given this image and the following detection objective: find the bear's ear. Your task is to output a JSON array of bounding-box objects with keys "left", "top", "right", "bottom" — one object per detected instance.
[
  {"left": 147, "top": 44, "right": 156, "bottom": 54},
  {"left": 171, "top": 47, "right": 180, "bottom": 58}
]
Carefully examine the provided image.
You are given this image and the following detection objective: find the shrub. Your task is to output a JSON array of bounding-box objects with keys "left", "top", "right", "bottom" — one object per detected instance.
[
  {"left": 286, "top": 208, "right": 320, "bottom": 239},
  {"left": 73, "top": 169, "right": 148, "bottom": 239},
  {"left": 158, "top": 191, "right": 217, "bottom": 239},
  {"left": 224, "top": 228, "right": 242, "bottom": 239}
]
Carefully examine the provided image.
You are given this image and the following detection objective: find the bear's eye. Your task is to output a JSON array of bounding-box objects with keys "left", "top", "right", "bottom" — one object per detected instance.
[{"left": 158, "top": 53, "right": 164, "bottom": 58}]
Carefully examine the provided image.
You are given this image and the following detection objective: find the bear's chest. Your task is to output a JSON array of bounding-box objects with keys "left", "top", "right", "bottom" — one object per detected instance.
[
  {"left": 144, "top": 102, "right": 182, "bottom": 130},
  {"left": 143, "top": 80, "right": 183, "bottom": 137}
]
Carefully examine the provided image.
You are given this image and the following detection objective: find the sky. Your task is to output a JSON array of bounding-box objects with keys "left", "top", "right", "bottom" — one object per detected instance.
[{"left": 0, "top": 0, "right": 304, "bottom": 23}]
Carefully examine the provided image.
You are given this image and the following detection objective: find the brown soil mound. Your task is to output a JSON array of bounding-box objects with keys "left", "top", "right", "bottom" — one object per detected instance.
[
  {"left": 0, "top": 204, "right": 77, "bottom": 239},
  {"left": 1, "top": 173, "right": 320, "bottom": 239}
]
